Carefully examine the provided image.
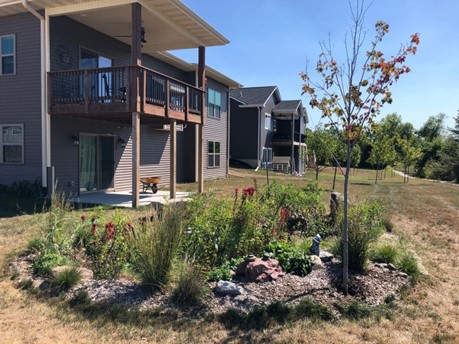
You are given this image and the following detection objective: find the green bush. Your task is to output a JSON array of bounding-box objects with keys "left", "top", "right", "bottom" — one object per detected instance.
[
  {"left": 207, "top": 258, "right": 243, "bottom": 281},
  {"left": 171, "top": 259, "right": 207, "bottom": 306},
  {"left": 264, "top": 241, "right": 312, "bottom": 277},
  {"left": 370, "top": 243, "right": 399, "bottom": 264},
  {"left": 51, "top": 266, "right": 82, "bottom": 292},
  {"left": 84, "top": 209, "right": 132, "bottom": 279},
  {"left": 129, "top": 205, "right": 183, "bottom": 289},
  {"left": 292, "top": 299, "right": 334, "bottom": 321},
  {"left": 336, "top": 202, "right": 385, "bottom": 272},
  {"left": 398, "top": 252, "right": 420, "bottom": 277},
  {"left": 336, "top": 301, "right": 372, "bottom": 320},
  {"left": 32, "top": 252, "right": 71, "bottom": 275},
  {"left": 182, "top": 182, "right": 327, "bottom": 271}
]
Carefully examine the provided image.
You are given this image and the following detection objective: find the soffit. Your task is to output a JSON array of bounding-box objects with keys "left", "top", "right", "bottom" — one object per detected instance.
[{"left": 0, "top": 0, "right": 229, "bottom": 52}]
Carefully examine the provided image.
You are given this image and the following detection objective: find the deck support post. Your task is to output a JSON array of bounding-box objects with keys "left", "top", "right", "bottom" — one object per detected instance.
[
  {"left": 132, "top": 112, "right": 140, "bottom": 207},
  {"left": 170, "top": 120, "right": 177, "bottom": 199},
  {"left": 197, "top": 46, "right": 206, "bottom": 193},
  {"left": 131, "top": 3, "right": 141, "bottom": 207}
]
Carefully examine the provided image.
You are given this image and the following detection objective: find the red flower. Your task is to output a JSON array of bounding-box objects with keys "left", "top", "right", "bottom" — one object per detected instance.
[
  {"left": 280, "top": 209, "right": 289, "bottom": 224},
  {"left": 242, "top": 186, "right": 255, "bottom": 197},
  {"left": 91, "top": 224, "right": 97, "bottom": 235},
  {"left": 81, "top": 213, "right": 86, "bottom": 221}
]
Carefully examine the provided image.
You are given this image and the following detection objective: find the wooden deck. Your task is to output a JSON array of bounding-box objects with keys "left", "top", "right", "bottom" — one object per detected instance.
[{"left": 48, "top": 65, "right": 205, "bottom": 125}]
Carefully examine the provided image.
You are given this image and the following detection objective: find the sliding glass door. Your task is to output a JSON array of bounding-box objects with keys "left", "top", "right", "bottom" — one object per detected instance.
[{"left": 79, "top": 134, "right": 114, "bottom": 192}]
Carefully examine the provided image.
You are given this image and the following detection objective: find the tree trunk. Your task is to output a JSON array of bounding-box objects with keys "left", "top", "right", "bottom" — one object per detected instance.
[
  {"left": 342, "top": 139, "right": 351, "bottom": 295},
  {"left": 333, "top": 163, "right": 338, "bottom": 190},
  {"left": 315, "top": 165, "right": 319, "bottom": 181},
  {"left": 375, "top": 165, "right": 378, "bottom": 184}
]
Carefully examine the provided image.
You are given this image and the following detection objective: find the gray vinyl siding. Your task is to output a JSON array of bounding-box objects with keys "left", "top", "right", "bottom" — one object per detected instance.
[
  {"left": 204, "top": 78, "right": 228, "bottom": 180},
  {"left": 229, "top": 99, "right": 258, "bottom": 162},
  {"left": 0, "top": 13, "right": 42, "bottom": 185},
  {"left": 260, "top": 95, "right": 277, "bottom": 151},
  {"left": 52, "top": 116, "right": 176, "bottom": 194},
  {"left": 50, "top": 16, "right": 187, "bottom": 79}
]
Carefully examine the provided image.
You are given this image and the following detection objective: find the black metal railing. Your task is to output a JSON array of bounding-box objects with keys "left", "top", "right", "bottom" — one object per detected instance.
[
  {"left": 48, "top": 66, "right": 204, "bottom": 119},
  {"left": 272, "top": 132, "right": 306, "bottom": 143}
]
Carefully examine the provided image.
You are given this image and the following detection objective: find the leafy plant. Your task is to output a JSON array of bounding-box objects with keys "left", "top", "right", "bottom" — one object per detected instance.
[
  {"left": 264, "top": 241, "right": 312, "bottom": 277},
  {"left": 32, "top": 252, "right": 71, "bottom": 275},
  {"left": 207, "top": 258, "right": 243, "bottom": 282},
  {"left": 84, "top": 209, "right": 132, "bottom": 279}
]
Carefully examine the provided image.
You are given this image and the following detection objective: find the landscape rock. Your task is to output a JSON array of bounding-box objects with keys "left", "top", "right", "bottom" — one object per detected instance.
[
  {"left": 319, "top": 250, "right": 333, "bottom": 262},
  {"left": 235, "top": 257, "right": 284, "bottom": 282},
  {"left": 214, "top": 281, "right": 245, "bottom": 296},
  {"left": 386, "top": 263, "right": 397, "bottom": 271},
  {"left": 310, "top": 255, "right": 324, "bottom": 270},
  {"left": 51, "top": 266, "right": 93, "bottom": 282}
]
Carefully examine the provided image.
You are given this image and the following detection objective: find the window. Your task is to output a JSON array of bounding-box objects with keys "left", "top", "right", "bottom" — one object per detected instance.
[
  {"left": 1, "top": 124, "right": 23, "bottom": 164},
  {"left": 208, "top": 88, "right": 222, "bottom": 119},
  {"left": 208, "top": 141, "right": 220, "bottom": 168},
  {"left": 1, "top": 35, "right": 15, "bottom": 75},
  {"left": 262, "top": 147, "right": 272, "bottom": 168},
  {"left": 265, "top": 113, "right": 271, "bottom": 130}
]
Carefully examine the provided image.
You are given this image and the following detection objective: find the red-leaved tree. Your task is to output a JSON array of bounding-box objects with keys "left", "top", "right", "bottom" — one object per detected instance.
[{"left": 300, "top": 0, "right": 419, "bottom": 294}]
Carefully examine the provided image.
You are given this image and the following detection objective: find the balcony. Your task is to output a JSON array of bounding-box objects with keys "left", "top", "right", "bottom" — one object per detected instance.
[
  {"left": 48, "top": 66, "right": 204, "bottom": 124},
  {"left": 272, "top": 132, "right": 306, "bottom": 146}
]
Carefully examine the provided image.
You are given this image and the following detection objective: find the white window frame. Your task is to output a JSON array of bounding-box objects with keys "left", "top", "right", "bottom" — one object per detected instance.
[
  {"left": 207, "top": 88, "right": 222, "bottom": 119},
  {"left": 1, "top": 124, "right": 24, "bottom": 164},
  {"left": 265, "top": 113, "right": 271, "bottom": 130},
  {"left": 1, "top": 34, "right": 16, "bottom": 75},
  {"left": 207, "top": 140, "right": 221, "bottom": 168}
]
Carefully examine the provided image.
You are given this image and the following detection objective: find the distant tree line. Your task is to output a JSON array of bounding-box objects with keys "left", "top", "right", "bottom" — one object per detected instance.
[{"left": 306, "top": 112, "right": 459, "bottom": 183}]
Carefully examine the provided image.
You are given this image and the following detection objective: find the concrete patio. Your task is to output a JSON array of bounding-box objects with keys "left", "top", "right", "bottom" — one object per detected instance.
[{"left": 71, "top": 190, "right": 191, "bottom": 208}]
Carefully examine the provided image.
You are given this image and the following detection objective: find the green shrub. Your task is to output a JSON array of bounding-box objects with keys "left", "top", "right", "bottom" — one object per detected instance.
[
  {"left": 9, "top": 179, "right": 42, "bottom": 197},
  {"left": 84, "top": 209, "right": 132, "bottom": 279},
  {"left": 336, "top": 202, "right": 385, "bottom": 272},
  {"left": 51, "top": 266, "right": 82, "bottom": 292},
  {"left": 292, "top": 299, "right": 334, "bottom": 321},
  {"left": 207, "top": 258, "right": 243, "bottom": 281},
  {"left": 32, "top": 252, "right": 71, "bottom": 275},
  {"left": 370, "top": 243, "right": 399, "bottom": 264},
  {"left": 27, "top": 236, "right": 44, "bottom": 253},
  {"left": 336, "top": 301, "right": 372, "bottom": 320},
  {"left": 171, "top": 259, "right": 207, "bottom": 306},
  {"left": 40, "top": 190, "right": 74, "bottom": 255},
  {"left": 264, "top": 241, "right": 312, "bottom": 277},
  {"left": 130, "top": 205, "right": 183, "bottom": 289},
  {"left": 69, "top": 290, "right": 91, "bottom": 308},
  {"left": 398, "top": 252, "right": 420, "bottom": 277}
]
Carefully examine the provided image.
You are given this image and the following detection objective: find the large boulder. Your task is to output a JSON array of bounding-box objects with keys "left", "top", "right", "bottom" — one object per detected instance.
[{"left": 235, "top": 257, "right": 284, "bottom": 283}]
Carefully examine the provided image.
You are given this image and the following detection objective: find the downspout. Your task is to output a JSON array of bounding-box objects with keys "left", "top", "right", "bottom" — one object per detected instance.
[
  {"left": 255, "top": 106, "right": 261, "bottom": 171},
  {"left": 226, "top": 90, "right": 230, "bottom": 177},
  {"left": 22, "top": 0, "right": 48, "bottom": 191}
]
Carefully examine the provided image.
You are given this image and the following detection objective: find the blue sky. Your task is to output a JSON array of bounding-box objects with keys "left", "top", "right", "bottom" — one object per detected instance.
[{"left": 175, "top": 0, "right": 459, "bottom": 130}]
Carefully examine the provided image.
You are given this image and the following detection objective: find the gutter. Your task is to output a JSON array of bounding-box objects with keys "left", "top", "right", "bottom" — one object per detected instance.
[
  {"left": 255, "top": 106, "right": 261, "bottom": 171},
  {"left": 21, "top": 0, "right": 48, "bottom": 190}
]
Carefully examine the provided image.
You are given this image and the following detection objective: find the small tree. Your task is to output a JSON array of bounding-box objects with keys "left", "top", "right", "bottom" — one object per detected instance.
[{"left": 300, "top": 0, "right": 419, "bottom": 294}]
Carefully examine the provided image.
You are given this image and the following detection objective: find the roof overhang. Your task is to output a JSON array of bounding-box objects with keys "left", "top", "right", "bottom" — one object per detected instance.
[
  {"left": 0, "top": 0, "right": 229, "bottom": 53},
  {"left": 151, "top": 51, "right": 241, "bottom": 88}
]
